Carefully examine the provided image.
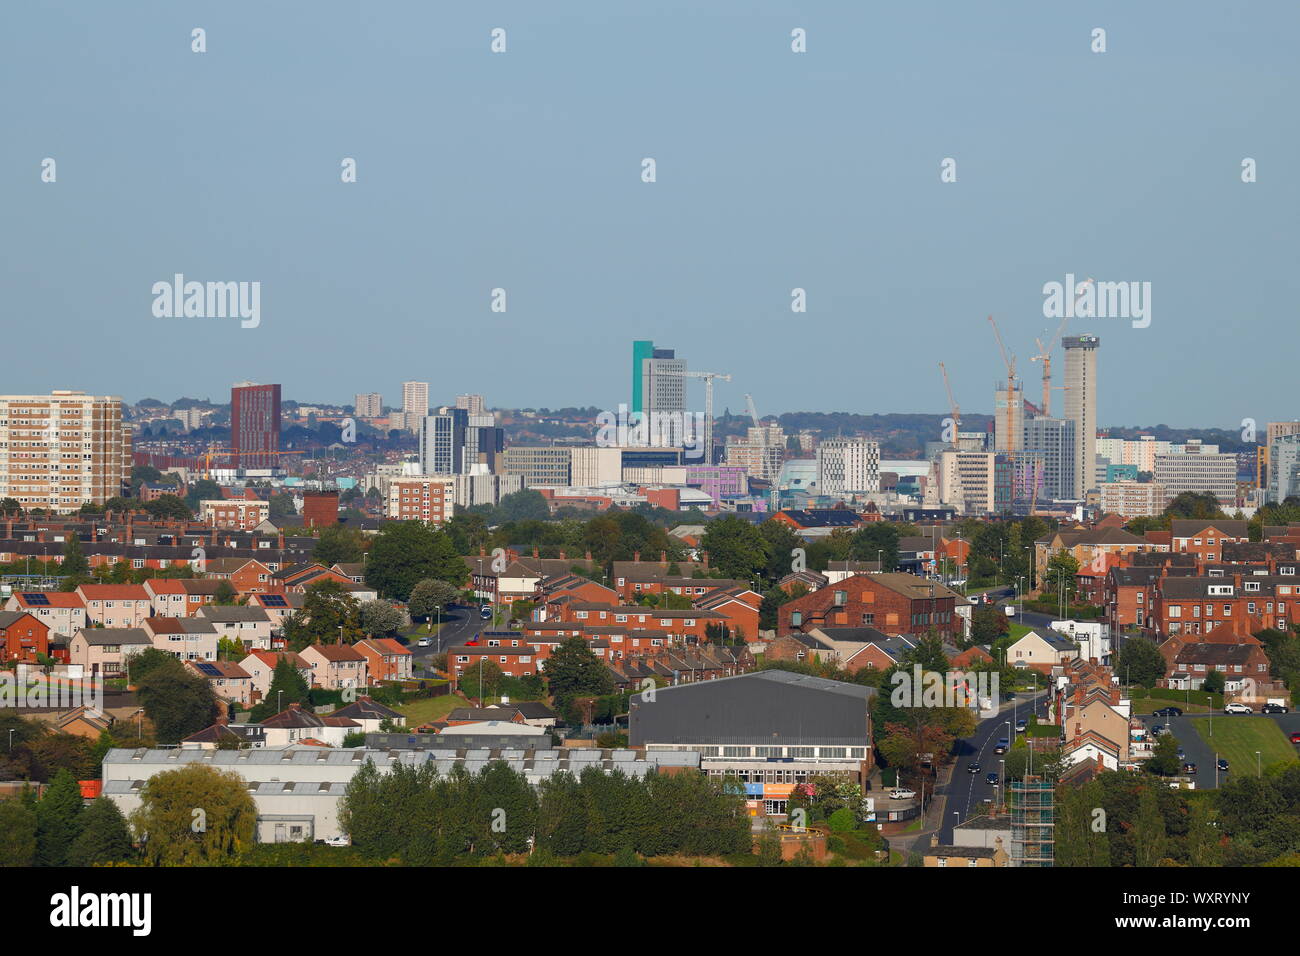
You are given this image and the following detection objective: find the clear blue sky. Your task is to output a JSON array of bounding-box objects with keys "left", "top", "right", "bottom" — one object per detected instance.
[{"left": 3, "top": 1, "right": 1297, "bottom": 428}]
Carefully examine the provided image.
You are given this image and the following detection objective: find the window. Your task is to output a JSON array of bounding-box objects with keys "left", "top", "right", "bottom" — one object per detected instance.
[{"left": 791, "top": 611, "right": 803, "bottom": 627}]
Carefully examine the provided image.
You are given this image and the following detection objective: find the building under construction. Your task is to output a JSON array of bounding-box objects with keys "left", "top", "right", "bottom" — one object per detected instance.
[{"left": 1009, "top": 775, "right": 1055, "bottom": 866}]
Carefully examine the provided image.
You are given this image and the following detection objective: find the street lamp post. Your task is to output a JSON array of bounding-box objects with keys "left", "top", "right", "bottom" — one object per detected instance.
[
  {"left": 1256, "top": 750, "right": 1262, "bottom": 777},
  {"left": 7, "top": 728, "right": 13, "bottom": 752}
]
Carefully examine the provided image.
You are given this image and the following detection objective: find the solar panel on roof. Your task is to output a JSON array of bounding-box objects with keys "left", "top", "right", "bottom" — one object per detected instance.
[
  {"left": 195, "top": 662, "right": 222, "bottom": 677},
  {"left": 22, "top": 593, "right": 49, "bottom": 605},
  {"left": 261, "top": 595, "right": 287, "bottom": 607}
]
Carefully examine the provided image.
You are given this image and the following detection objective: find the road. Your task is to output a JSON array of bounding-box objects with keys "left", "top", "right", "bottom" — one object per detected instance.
[
  {"left": 405, "top": 603, "right": 489, "bottom": 670},
  {"left": 934, "top": 689, "right": 1048, "bottom": 844}
]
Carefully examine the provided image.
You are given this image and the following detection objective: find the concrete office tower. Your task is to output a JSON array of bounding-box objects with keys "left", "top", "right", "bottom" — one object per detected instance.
[
  {"left": 401, "top": 381, "right": 429, "bottom": 432},
  {"left": 631, "top": 340, "right": 687, "bottom": 445},
  {"left": 816, "top": 438, "right": 881, "bottom": 496},
  {"left": 1022, "top": 417, "right": 1077, "bottom": 501},
  {"left": 994, "top": 382, "right": 1025, "bottom": 452},
  {"left": 1062, "top": 335, "right": 1100, "bottom": 499},
  {"left": 456, "top": 394, "right": 485, "bottom": 416},
  {"left": 354, "top": 393, "right": 383, "bottom": 418},
  {"left": 230, "top": 382, "right": 281, "bottom": 470},
  {"left": 0, "top": 390, "right": 132, "bottom": 513},
  {"left": 419, "top": 407, "right": 468, "bottom": 475}
]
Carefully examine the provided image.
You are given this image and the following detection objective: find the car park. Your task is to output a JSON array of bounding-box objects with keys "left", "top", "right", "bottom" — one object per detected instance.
[
  {"left": 1224, "top": 702, "right": 1253, "bottom": 715},
  {"left": 889, "top": 788, "right": 916, "bottom": 800}
]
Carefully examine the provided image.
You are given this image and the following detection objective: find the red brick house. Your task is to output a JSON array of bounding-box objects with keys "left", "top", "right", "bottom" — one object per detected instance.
[
  {"left": 0, "top": 611, "right": 50, "bottom": 662},
  {"left": 778, "top": 573, "right": 964, "bottom": 641}
]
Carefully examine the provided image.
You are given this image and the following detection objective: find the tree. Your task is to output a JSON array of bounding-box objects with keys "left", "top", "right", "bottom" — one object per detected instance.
[
  {"left": 1202, "top": 669, "right": 1226, "bottom": 694},
  {"left": 969, "top": 605, "right": 1010, "bottom": 647},
  {"left": 849, "top": 523, "right": 902, "bottom": 571},
  {"left": 459, "top": 659, "right": 505, "bottom": 701},
  {"left": 700, "top": 515, "right": 770, "bottom": 581},
  {"left": 127, "top": 647, "right": 185, "bottom": 685},
  {"left": 62, "top": 535, "right": 90, "bottom": 579},
  {"left": 268, "top": 492, "right": 297, "bottom": 519},
  {"left": 1132, "top": 784, "right": 1168, "bottom": 867},
  {"left": 35, "top": 769, "right": 83, "bottom": 866},
  {"left": 132, "top": 764, "right": 257, "bottom": 865},
  {"left": 545, "top": 637, "right": 614, "bottom": 717},
  {"left": 248, "top": 657, "right": 311, "bottom": 722},
  {"left": 212, "top": 580, "right": 238, "bottom": 605},
  {"left": 364, "top": 522, "right": 467, "bottom": 601},
  {"left": 144, "top": 494, "right": 193, "bottom": 520},
  {"left": 1045, "top": 549, "right": 1081, "bottom": 601},
  {"left": 409, "top": 579, "right": 460, "bottom": 626},
  {"left": 0, "top": 798, "right": 37, "bottom": 866},
  {"left": 359, "top": 600, "right": 403, "bottom": 636},
  {"left": 1146, "top": 734, "right": 1181, "bottom": 777},
  {"left": 1117, "top": 636, "right": 1166, "bottom": 688},
  {"left": 314, "top": 525, "right": 366, "bottom": 566},
  {"left": 67, "top": 796, "right": 134, "bottom": 866},
  {"left": 184, "top": 479, "right": 222, "bottom": 512},
  {"left": 136, "top": 665, "right": 219, "bottom": 745},
  {"left": 496, "top": 490, "right": 551, "bottom": 523},
  {"left": 283, "top": 579, "right": 364, "bottom": 650}
]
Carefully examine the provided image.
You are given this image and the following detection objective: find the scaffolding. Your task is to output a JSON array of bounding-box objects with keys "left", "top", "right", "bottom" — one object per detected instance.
[{"left": 1009, "top": 775, "right": 1055, "bottom": 866}]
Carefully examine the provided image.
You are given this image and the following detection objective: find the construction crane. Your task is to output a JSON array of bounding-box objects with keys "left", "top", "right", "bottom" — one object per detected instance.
[
  {"left": 987, "top": 315, "right": 1017, "bottom": 448},
  {"left": 745, "top": 393, "right": 760, "bottom": 428},
  {"left": 683, "top": 370, "right": 731, "bottom": 464},
  {"left": 939, "top": 362, "right": 961, "bottom": 445},
  {"left": 1029, "top": 278, "right": 1092, "bottom": 418}
]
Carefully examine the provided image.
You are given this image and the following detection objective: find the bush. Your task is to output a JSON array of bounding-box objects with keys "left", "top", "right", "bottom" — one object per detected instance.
[{"left": 828, "top": 808, "right": 855, "bottom": 832}]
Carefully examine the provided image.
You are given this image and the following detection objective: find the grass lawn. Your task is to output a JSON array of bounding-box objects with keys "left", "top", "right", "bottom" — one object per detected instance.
[
  {"left": 1007, "top": 622, "right": 1034, "bottom": 641},
  {"left": 1131, "top": 697, "right": 1212, "bottom": 715},
  {"left": 396, "top": 693, "right": 471, "bottom": 727},
  {"left": 1189, "top": 717, "right": 1299, "bottom": 774}
]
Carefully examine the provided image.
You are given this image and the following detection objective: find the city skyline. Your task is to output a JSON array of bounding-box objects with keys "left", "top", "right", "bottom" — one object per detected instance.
[{"left": 4, "top": 2, "right": 1298, "bottom": 426}]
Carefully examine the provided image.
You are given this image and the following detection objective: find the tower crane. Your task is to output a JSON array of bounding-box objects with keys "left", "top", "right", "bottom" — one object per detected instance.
[
  {"left": 1029, "top": 278, "right": 1092, "bottom": 418},
  {"left": 987, "top": 315, "right": 1018, "bottom": 448},
  {"left": 744, "top": 393, "right": 760, "bottom": 428},
  {"left": 683, "top": 370, "right": 731, "bottom": 463},
  {"left": 939, "top": 362, "right": 961, "bottom": 445}
]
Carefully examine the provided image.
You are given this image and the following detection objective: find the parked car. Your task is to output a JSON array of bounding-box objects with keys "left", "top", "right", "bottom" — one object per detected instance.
[
  {"left": 889, "top": 788, "right": 916, "bottom": 800},
  {"left": 1014, "top": 719, "right": 1027, "bottom": 733},
  {"left": 480, "top": 606, "right": 493, "bottom": 621},
  {"left": 1224, "top": 702, "right": 1253, "bottom": 715},
  {"left": 993, "top": 738, "right": 1009, "bottom": 754},
  {"left": 1176, "top": 749, "right": 1186, "bottom": 760},
  {"left": 416, "top": 637, "right": 432, "bottom": 648},
  {"left": 1152, "top": 706, "right": 1183, "bottom": 717},
  {"left": 1262, "top": 703, "right": 1290, "bottom": 714},
  {"left": 967, "top": 763, "right": 981, "bottom": 774},
  {"left": 985, "top": 772, "right": 999, "bottom": 785},
  {"left": 1217, "top": 759, "right": 1230, "bottom": 772},
  {"left": 323, "top": 835, "right": 351, "bottom": 847},
  {"left": 1290, "top": 732, "right": 1300, "bottom": 744},
  {"left": 1004, "top": 605, "right": 1016, "bottom": 618},
  {"left": 1182, "top": 762, "right": 1198, "bottom": 774},
  {"left": 1152, "top": 723, "right": 1167, "bottom": 735}
]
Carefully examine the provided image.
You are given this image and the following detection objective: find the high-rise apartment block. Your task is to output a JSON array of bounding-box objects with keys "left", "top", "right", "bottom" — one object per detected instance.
[
  {"left": 354, "top": 393, "right": 384, "bottom": 418},
  {"left": 401, "top": 381, "right": 429, "bottom": 432},
  {"left": 1062, "top": 335, "right": 1099, "bottom": 498},
  {"left": 815, "top": 438, "right": 881, "bottom": 496},
  {"left": 229, "top": 382, "right": 281, "bottom": 470},
  {"left": 1022, "top": 417, "right": 1077, "bottom": 501},
  {"left": 0, "top": 390, "right": 131, "bottom": 513}
]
